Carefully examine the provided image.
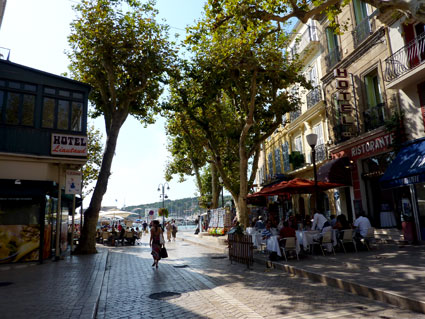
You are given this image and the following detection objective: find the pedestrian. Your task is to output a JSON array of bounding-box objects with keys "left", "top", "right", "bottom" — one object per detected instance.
[
  {"left": 171, "top": 219, "right": 178, "bottom": 241},
  {"left": 149, "top": 220, "right": 163, "bottom": 269},
  {"left": 165, "top": 221, "right": 172, "bottom": 242},
  {"left": 142, "top": 220, "right": 148, "bottom": 233}
]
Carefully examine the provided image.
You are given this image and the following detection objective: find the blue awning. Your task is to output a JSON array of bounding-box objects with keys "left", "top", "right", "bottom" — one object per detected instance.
[{"left": 381, "top": 137, "right": 425, "bottom": 189}]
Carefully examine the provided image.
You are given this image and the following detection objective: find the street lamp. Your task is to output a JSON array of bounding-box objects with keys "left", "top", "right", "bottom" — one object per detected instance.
[
  {"left": 157, "top": 183, "right": 170, "bottom": 228},
  {"left": 306, "top": 133, "right": 319, "bottom": 211}
]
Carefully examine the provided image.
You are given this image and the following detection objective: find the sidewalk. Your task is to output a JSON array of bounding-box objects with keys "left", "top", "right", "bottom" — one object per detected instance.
[
  {"left": 181, "top": 231, "right": 425, "bottom": 314},
  {"left": 0, "top": 246, "right": 108, "bottom": 319}
]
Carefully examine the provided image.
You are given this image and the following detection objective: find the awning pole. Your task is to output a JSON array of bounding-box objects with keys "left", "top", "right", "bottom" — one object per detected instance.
[
  {"left": 410, "top": 184, "right": 422, "bottom": 242},
  {"left": 70, "top": 194, "right": 76, "bottom": 255},
  {"left": 55, "top": 164, "right": 62, "bottom": 261}
]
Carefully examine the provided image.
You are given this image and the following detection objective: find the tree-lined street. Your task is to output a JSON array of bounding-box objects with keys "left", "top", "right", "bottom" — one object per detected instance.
[{"left": 1, "top": 234, "right": 425, "bottom": 319}]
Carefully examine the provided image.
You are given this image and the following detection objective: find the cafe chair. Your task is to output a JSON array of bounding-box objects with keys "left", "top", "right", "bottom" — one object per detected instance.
[
  {"left": 361, "top": 227, "right": 375, "bottom": 251},
  {"left": 339, "top": 229, "right": 357, "bottom": 253},
  {"left": 102, "top": 232, "right": 110, "bottom": 245},
  {"left": 320, "top": 230, "right": 335, "bottom": 256},
  {"left": 281, "top": 237, "right": 299, "bottom": 262}
]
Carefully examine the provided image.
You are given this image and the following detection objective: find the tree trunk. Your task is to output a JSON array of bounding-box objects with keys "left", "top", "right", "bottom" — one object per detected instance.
[
  {"left": 211, "top": 163, "right": 220, "bottom": 208},
  {"left": 75, "top": 114, "right": 126, "bottom": 254}
]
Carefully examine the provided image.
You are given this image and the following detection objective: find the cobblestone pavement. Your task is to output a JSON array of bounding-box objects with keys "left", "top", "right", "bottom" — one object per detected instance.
[
  {"left": 97, "top": 235, "right": 425, "bottom": 319},
  {"left": 0, "top": 247, "right": 108, "bottom": 319}
]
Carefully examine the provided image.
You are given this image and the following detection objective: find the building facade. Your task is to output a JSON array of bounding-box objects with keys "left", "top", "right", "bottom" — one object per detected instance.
[{"left": 0, "top": 60, "right": 90, "bottom": 263}]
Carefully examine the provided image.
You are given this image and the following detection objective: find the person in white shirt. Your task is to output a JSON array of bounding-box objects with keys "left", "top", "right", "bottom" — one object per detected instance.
[
  {"left": 353, "top": 211, "right": 371, "bottom": 238},
  {"left": 312, "top": 211, "right": 329, "bottom": 231}
]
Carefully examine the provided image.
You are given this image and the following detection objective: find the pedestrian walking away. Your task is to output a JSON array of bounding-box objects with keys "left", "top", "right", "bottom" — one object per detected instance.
[
  {"left": 149, "top": 220, "right": 163, "bottom": 269},
  {"left": 165, "top": 221, "right": 172, "bottom": 242},
  {"left": 171, "top": 219, "right": 178, "bottom": 241}
]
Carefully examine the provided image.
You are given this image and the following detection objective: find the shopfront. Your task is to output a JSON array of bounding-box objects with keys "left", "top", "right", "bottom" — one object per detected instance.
[
  {"left": 381, "top": 137, "right": 425, "bottom": 242},
  {"left": 329, "top": 130, "right": 396, "bottom": 228}
]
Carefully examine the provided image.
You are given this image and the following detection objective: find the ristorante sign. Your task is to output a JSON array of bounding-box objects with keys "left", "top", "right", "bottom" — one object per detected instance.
[{"left": 51, "top": 133, "right": 87, "bottom": 156}]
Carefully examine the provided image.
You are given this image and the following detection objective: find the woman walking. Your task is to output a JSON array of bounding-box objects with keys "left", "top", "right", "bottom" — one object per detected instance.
[
  {"left": 149, "top": 220, "right": 163, "bottom": 269},
  {"left": 165, "top": 221, "right": 172, "bottom": 242}
]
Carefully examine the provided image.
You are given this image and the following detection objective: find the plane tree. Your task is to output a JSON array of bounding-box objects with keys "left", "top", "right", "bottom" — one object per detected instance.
[{"left": 67, "top": 0, "right": 175, "bottom": 254}]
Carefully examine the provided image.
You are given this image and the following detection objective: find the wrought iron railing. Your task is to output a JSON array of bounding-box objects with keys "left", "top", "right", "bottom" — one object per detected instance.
[
  {"left": 363, "top": 103, "right": 386, "bottom": 131},
  {"left": 306, "top": 87, "right": 321, "bottom": 109},
  {"left": 325, "top": 47, "right": 341, "bottom": 68},
  {"left": 353, "top": 16, "right": 372, "bottom": 47},
  {"left": 315, "top": 144, "right": 327, "bottom": 162},
  {"left": 290, "top": 109, "right": 301, "bottom": 121},
  {"left": 384, "top": 32, "right": 425, "bottom": 82}
]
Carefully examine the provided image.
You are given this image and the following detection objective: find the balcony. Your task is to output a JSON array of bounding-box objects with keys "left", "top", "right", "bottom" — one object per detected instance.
[
  {"left": 306, "top": 87, "right": 321, "bottom": 109},
  {"left": 0, "top": 47, "right": 10, "bottom": 60},
  {"left": 384, "top": 32, "right": 425, "bottom": 83},
  {"left": 363, "top": 103, "right": 386, "bottom": 131},
  {"left": 325, "top": 47, "right": 341, "bottom": 69},
  {"left": 290, "top": 109, "right": 301, "bottom": 122},
  {"left": 352, "top": 16, "right": 372, "bottom": 48}
]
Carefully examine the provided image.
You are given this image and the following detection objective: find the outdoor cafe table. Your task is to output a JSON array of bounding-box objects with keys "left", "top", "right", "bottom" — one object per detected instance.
[
  {"left": 266, "top": 235, "right": 282, "bottom": 257},
  {"left": 296, "top": 229, "right": 337, "bottom": 253}
]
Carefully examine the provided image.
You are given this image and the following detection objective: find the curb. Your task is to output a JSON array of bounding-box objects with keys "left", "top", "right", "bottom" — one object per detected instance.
[
  {"left": 182, "top": 235, "right": 425, "bottom": 314},
  {"left": 90, "top": 247, "right": 109, "bottom": 319}
]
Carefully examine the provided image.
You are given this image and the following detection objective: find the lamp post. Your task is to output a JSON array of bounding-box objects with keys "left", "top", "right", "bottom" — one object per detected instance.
[
  {"left": 157, "top": 183, "right": 170, "bottom": 228},
  {"left": 306, "top": 133, "right": 319, "bottom": 211}
]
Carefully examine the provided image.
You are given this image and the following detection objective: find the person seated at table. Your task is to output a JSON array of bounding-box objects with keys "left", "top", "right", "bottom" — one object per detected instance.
[
  {"left": 118, "top": 226, "right": 125, "bottom": 245},
  {"left": 277, "top": 217, "right": 286, "bottom": 231},
  {"left": 278, "top": 222, "right": 295, "bottom": 247},
  {"left": 255, "top": 216, "right": 265, "bottom": 230},
  {"left": 353, "top": 211, "right": 371, "bottom": 243},
  {"left": 312, "top": 210, "right": 330, "bottom": 231},
  {"left": 333, "top": 214, "right": 351, "bottom": 240},
  {"left": 261, "top": 220, "right": 273, "bottom": 240},
  {"left": 110, "top": 227, "right": 118, "bottom": 245},
  {"left": 245, "top": 221, "right": 256, "bottom": 235}
]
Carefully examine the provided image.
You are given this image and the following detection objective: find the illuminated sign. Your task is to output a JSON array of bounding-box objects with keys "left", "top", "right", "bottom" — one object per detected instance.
[{"left": 334, "top": 69, "right": 355, "bottom": 136}]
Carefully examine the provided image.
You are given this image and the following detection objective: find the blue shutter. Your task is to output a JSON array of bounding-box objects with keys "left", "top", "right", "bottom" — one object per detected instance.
[
  {"left": 281, "top": 142, "right": 290, "bottom": 172},
  {"left": 275, "top": 148, "right": 282, "bottom": 174}
]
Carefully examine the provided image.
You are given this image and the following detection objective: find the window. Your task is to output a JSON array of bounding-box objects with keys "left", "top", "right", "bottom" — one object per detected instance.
[
  {"left": 294, "top": 135, "right": 303, "bottom": 153},
  {"left": 325, "top": 28, "right": 340, "bottom": 67},
  {"left": 268, "top": 152, "right": 274, "bottom": 177},
  {"left": 41, "top": 88, "right": 85, "bottom": 131},
  {"left": 5, "top": 92, "right": 20, "bottom": 125},
  {"left": 364, "top": 70, "right": 383, "bottom": 108},
  {"left": 274, "top": 148, "right": 282, "bottom": 174},
  {"left": 71, "top": 102, "right": 83, "bottom": 131},
  {"left": 353, "top": 0, "right": 368, "bottom": 25},
  {"left": 313, "top": 123, "right": 324, "bottom": 145},
  {"left": 57, "top": 100, "right": 69, "bottom": 130},
  {"left": 353, "top": 0, "right": 371, "bottom": 46},
  {"left": 42, "top": 97, "right": 55, "bottom": 128},
  {"left": 21, "top": 95, "right": 35, "bottom": 126},
  {"left": 0, "top": 81, "right": 37, "bottom": 126},
  {"left": 364, "top": 69, "right": 385, "bottom": 130}
]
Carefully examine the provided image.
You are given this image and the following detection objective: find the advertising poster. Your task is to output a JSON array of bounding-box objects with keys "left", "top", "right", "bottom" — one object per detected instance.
[{"left": 0, "top": 225, "right": 40, "bottom": 263}]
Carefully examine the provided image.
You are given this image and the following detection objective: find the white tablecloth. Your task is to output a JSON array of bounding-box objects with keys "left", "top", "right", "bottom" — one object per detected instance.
[
  {"left": 296, "top": 229, "right": 337, "bottom": 253},
  {"left": 266, "top": 235, "right": 282, "bottom": 257},
  {"left": 250, "top": 232, "right": 265, "bottom": 248},
  {"left": 380, "top": 211, "right": 397, "bottom": 228}
]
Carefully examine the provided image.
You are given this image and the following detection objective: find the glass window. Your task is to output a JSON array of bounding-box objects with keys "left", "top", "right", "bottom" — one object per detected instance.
[
  {"left": 364, "top": 70, "right": 383, "bottom": 107},
  {"left": 294, "top": 136, "right": 303, "bottom": 153},
  {"left": 353, "top": 0, "right": 368, "bottom": 25},
  {"left": 313, "top": 123, "right": 324, "bottom": 145},
  {"left": 23, "top": 83, "right": 36, "bottom": 92},
  {"left": 58, "top": 90, "right": 70, "bottom": 97},
  {"left": 9, "top": 81, "right": 20, "bottom": 89},
  {"left": 44, "top": 87, "right": 55, "bottom": 95},
  {"left": 57, "top": 100, "right": 69, "bottom": 130},
  {"left": 71, "top": 102, "right": 83, "bottom": 131},
  {"left": 5, "top": 92, "right": 20, "bottom": 125},
  {"left": 42, "top": 97, "right": 55, "bottom": 128},
  {"left": 22, "top": 94, "right": 35, "bottom": 126},
  {"left": 72, "top": 92, "right": 83, "bottom": 99}
]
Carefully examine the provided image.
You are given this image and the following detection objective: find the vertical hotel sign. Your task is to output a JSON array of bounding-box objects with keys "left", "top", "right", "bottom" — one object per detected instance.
[
  {"left": 334, "top": 69, "right": 355, "bottom": 137},
  {"left": 51, "top": 133, "right": 87, "bottom": 156}
]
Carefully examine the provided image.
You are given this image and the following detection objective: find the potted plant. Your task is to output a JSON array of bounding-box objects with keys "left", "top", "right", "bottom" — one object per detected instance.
[{"left": 158, "top": 208, "right": 169, "bottom": 218}]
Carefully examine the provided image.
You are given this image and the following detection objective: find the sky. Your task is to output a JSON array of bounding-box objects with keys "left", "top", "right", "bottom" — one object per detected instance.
[{"left": 0, "top": 0, "right": 208, "bottom": 208}]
